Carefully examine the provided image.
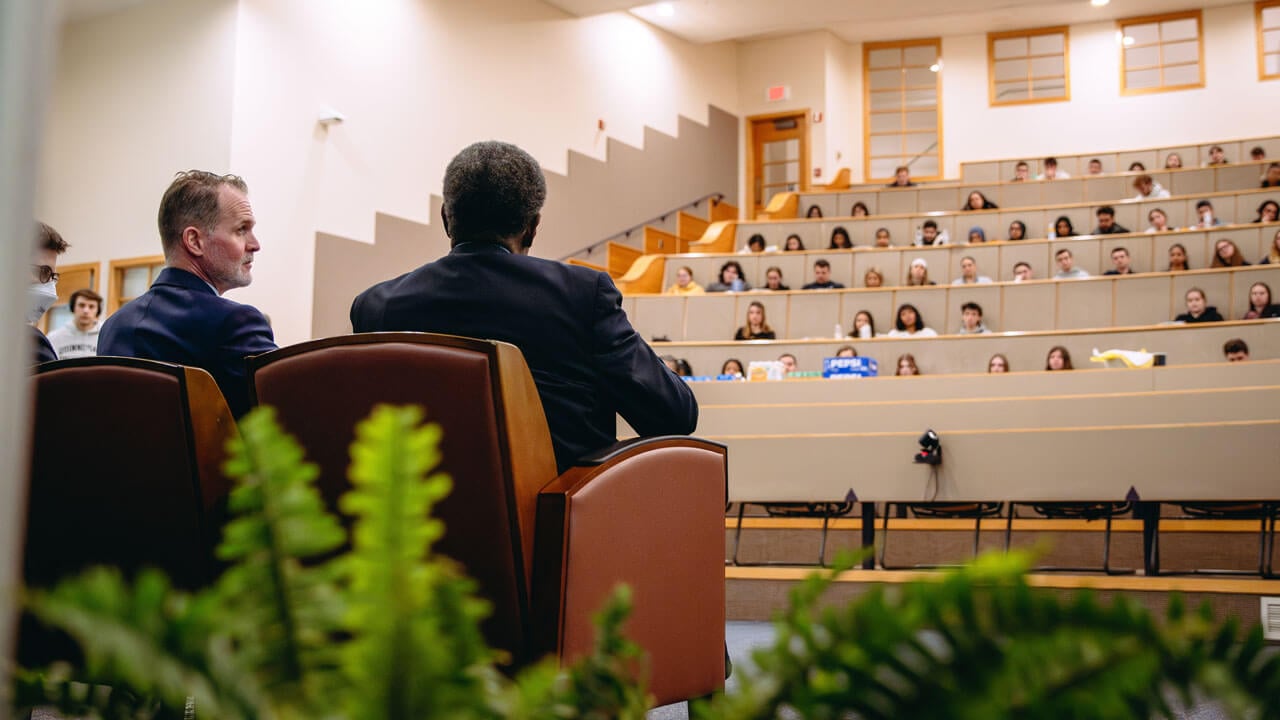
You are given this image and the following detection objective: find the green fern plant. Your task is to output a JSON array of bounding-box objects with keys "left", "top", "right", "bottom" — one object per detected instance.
[
  {"left": 702, "top": 550, "right": 1280, "bottom": 720},
  {"left": 14, "top": 405, "right": 650, "bottom": 720}
]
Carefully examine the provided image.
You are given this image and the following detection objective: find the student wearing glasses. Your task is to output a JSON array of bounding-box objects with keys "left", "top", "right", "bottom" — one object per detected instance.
[{"left": 29, "top": 222, "right": 69, "bottom": 363}]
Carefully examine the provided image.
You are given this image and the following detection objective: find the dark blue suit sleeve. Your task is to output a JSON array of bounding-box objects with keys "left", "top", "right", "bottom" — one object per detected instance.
[
  {"left": 217, "top": 304, "right": 277, "bottom": 417},
  {"left": 31, "top": 326, "right": 57, "bottom": 364},
  {"left": 591, "top": 272, "right": 698, "bottom": 437}
]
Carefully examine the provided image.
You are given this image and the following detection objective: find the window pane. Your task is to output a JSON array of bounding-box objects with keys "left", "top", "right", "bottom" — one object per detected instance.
[
  {"left": 870, "top": 158, "right": 904, "bottom": 179},
  {"left": 1161, "top": 17, "right": 1197, "bottom": 41},
  {"left": 904, "top": 110, "right": 936, "bottom": 131},
  {"left": 993, "top": 37, "right": 1026, "bottom": 58},
  {"left": 1031, "top": 78, "right": 1067, "bottom": 97},
  {"left": 903, "top": 45, "right": 937, "bottom": 66},
  {"left": 870, "top": 135, "right": 903, "bottom": 156},
  {"left": 903, "top": 88, "right": 937, "bottom": 108},
  {"left": 869, "top": 91, "right": 901, "bottom": 111},
  {"left": 1029, "top": 32, "right": 1064, "bottom": 55},
  {"left": 905, "top": 67, "right": 936, "bottom": 86},
  {"left": 763, "top": 140, "right": 796, "bottom": 162},
  {"left": 1267, "top": 54, "right": 1280, "bottom": 75},
  {"left": 868, "top": 47, "right": 901, "bottom": 68},
  {"left": 994, "top": 81, "right": 1029, "bottom": 102},
  {"left": 869, "top": 68, "right": 902, "bottom": 90},
  {"left": 904, "top": 133, "right": 938, "bottom": 154},
  {"left": 1125, "top": 45, "right": 1160, "bottom": 68},
  {"left": 1265, "top": 6, "right": 1280, "bottom": 27},
  {"left": 122, "top": 266, "right": 151, "bottom": 298},
  {"left": 994, "top": 58, "right": 1026, "bottom": 82},
  {"left": 1125, "top": 22, "right": 1159, "bottom": 45},
  {"left": 763, "top": 163, "right": 796, "bottom": 187},
  {"left": 1126, "top": 67, "right": 1161, "bottom": 89},
  {"left": 1263, "top": 29, "right": 1280, "bottom": 53},
  {"left": 870, "top": 113, "right": 902, "bottom": 133},
  {"left": 1163, "top": 40, "right": 1198, "bottom": 65},
  {"left": 1163, "top": 63, "right": 1199, "bottom": 86},
  {"left": 912, "top": 156, "right": 940, "bottom": 177},
  {"left": 1030, "top": 55, "right": 1065, "bottom": 78}
]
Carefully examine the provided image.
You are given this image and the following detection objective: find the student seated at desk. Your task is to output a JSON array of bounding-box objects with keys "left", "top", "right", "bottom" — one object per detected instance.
[
  {"left": 1253, "top": 200, "right": 1278, "bottom": 224},
  {"left": 783, "top": 233, "right": 805, "bottom": 251},
  {"left": 802, "top": 259, "right": 845, "bottom": 290},
  {"left": 1211, "top": 239, "right": 1249, "bottom": 268},
  {"left": 762, "top": 266, "right": 789, "bottom": 291},
  {"left": 1145, "top": 208, "right": 1173, "bottom": 233},
  {"left": 733, "top": 301, "right": 776, "bottom": 340},
  {"left": 1261, "top": 229, "right": 1280, "bottom": 265},
  {"left": 1174, "top": 287, "right": 1224, "bottom": 324},
  {"left": 707, "top": 260, "right": 751, "bottom": 292},
  {"left": 849, "top": 310, "right": 876, "bottom": 339},
  {"left": 988, "top": 353, "right": 1011, "bottom": 373},
  {"left": 906, "top": 258, "right": 936, "bottom": 286},
  {"left": 829, "top": 226, "right": 853, "bottom": 249},
  {"left": 886, "top": 303, "right": 937, "bottom": 338},
  {"left": 665, "top": 265, "right": 705, "bottom": 295},
  {"left": 1045, "top": 346, "right": 1074, "bottom": 371},
  {"left": 1242, "top": 282, "right": 1280, "bottom": 319},
  {"left": 1167, "top": 243, "right": 1191, "bottom": 272},
  {"left": 863, "top": 267, "right": 884, "bottom": 289},
  {"left": 895, "top": 353, "right": 921, "bottom": 376},
  {"left": 1007, "top": 220, "right": 1027, "bottom": 241}
]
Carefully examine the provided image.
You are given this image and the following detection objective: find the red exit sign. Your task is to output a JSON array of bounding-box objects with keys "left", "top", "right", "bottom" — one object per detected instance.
[{"left": 766, "top": 85, "right": 790, "bottom": 102}]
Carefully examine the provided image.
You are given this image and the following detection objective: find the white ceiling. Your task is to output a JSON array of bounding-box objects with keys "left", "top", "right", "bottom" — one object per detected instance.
[{"left": 546, "top": 0, "right": 1243, "bottom": 44}]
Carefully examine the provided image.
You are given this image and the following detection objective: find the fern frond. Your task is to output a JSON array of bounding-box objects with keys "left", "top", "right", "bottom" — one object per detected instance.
[
  {"left": 215, "top": 406, "right": 347, "bottom": 710},
  {"left": 337, "top": 404, "right": 495, "bottom": 720},
  {"left": 20, "top": 567, "right": 262, "bottom": 720}
]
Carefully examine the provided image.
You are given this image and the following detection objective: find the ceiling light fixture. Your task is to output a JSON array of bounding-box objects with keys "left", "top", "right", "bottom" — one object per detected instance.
[
  {"left": 655, "top": 2, "right": 675, "bottom": 17},
  {"left": 1122, "top": 35, "right": 1135, "bottom": 46},
  {"left": 1090, "top": 0, "right": 1110, "bottom": 7},
  {"left": 929, "top": 62, "right": 941, "bottom": 73}
]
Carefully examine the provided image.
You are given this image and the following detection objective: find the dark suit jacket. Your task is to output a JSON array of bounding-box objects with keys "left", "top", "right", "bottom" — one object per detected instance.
[
  {"left": 32, "top": 325, "right": 56, "bottom": 364},
  {"left": 350, "top": 242, "right": 698, "bottom": 472},
  {"left": 99, "top": 267, "right": 276, "bottom": 418}
]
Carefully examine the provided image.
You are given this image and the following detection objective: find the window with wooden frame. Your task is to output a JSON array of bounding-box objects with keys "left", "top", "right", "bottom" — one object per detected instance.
[
  {"left": 38, "top": 262, "right": 98, "bottom": 334},
  {"left": 108, "top": 255, "right": 165, "bottom": 314},
  {"left": 1118, "top": 10, "right": 1204, "bottom": 95},
  {"left": 1260, "top": 1, "right": 1280, "bottom": 80},
  {"left": 864, "top": 38, "right": 942, "bottom": 183},
  {"left": 988, "top": 27, "right": 1070, "bottom": 106}
]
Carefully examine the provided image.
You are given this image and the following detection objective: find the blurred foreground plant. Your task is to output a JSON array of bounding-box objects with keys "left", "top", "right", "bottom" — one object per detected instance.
[{"left": 13, "top": 405, "right": 649, "bottom": 720}]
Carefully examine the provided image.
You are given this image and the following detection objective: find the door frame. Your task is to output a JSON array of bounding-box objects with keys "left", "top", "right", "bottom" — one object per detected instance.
[{"left": 746, "top": 109, "right": 811, "bottom": 220}]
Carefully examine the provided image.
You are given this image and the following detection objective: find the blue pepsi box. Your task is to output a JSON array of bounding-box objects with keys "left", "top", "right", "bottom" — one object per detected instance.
[{"left": 822, "top": 356, "right": 878, "bottom": 378}]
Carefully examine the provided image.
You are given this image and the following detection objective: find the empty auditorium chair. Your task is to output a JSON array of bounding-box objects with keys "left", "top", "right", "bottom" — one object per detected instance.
[
  {"left": 22, "top": 357, "right": 237, "bottom": 666},
  {"left": 248, "top": 332, "right": 727, "bottom": 706}
]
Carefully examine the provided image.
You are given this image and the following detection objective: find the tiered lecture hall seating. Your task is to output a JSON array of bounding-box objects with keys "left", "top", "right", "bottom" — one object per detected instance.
[{"left": 623, "top": 135, "right": 1280, "bottom": 617}]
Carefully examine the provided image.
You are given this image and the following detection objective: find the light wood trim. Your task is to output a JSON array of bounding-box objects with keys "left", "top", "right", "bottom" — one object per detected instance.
[
  {"left": 746, "top": 109, "right": 811, "bottom": 221},
  {"left": 725, "top": 517, "right": 1267, "bottom": 533},
  {"left": 760, "top": 192, "right": 799, "bottom": 220},
  {"left": 614, "top": 254, "right": 666, "bottom": 295},
  {"left": 676, "top": 211, "right": 710, "bottom": 247},
  {"left": 960, "top": 133, "right": 1280, "bottom": 179},
  {"left": 708, "top": 418, "right": 1280, "bottom": 442},
  {"left": 987, "top": 26, "right": 1070, "bottom": 107},
  {"left": 565, "top": 258, "right": 607, "bottom": 273},
  {"left": 605, "top": 241, "right": 642, "bottom": 278},
  {"left": 686, "top": 220, "right": 737, "bottom": 254},
  {"left": 107, "top": 254, "right": 165, "bottom": 314},
  {"left": 1118, "top": 10, "right": 1205, "bottom": 96},
  {"left": 1259, "top": 1, "right": 1280, "bottom": 81},
  {"left": 710, "top": 198, "right": 738, "bottom": 223},
  {"left": 726, "top": 566, "right": 1280, "bottom": 595},
  {"left": 643, "top": 227, "right": 679, "bottom": 255},
  {"left": 863, "top": 38, "right": 943, "bottom": 183},
  {"left": 822, "top": 168, "right": 852, "bottom": 191},
  {"left": 494, "top": 341, "right": 559, "bottom": 587}
]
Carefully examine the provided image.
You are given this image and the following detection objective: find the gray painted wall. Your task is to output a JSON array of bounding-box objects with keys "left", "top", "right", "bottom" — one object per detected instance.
[{"left": 311, "top": 105, "right": 739, "bottom": 339}]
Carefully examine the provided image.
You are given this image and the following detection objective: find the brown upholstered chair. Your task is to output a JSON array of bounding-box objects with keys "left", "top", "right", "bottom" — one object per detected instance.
[
  {"left": 248, "top": 332, "right": 727, "bottom": 706},
  {"left": 22, "top": 357, "right": 238, "bottom": 666}
]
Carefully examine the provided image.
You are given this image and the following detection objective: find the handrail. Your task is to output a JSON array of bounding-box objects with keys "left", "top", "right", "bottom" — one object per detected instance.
[{"left": 561, "top": 192, "right": 726, "bottom": 261}]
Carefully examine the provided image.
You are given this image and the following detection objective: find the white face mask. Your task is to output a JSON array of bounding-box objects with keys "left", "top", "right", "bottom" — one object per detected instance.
[{"left": 27, "top": 281, "right": 57, "bottom": 324}]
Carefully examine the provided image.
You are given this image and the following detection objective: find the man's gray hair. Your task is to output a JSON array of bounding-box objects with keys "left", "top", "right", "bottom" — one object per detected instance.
[
  {"left": 442, "top": 141, "right": 546, "bottom": 244},
  {"left": 158, "top": 170, "right": 248, "bottom": 257}
]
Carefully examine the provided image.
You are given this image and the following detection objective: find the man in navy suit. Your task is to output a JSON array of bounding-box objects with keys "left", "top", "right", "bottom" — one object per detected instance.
[
  {"left": 351, "top": 141, "right": 697, "bottom": 472},
  {"left": 100, "top": 171, "right": 276, "bottom": 417}
]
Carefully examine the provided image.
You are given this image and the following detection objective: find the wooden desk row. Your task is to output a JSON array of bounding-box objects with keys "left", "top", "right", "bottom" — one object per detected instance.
[
  {"left": 627, "top": 265, "right": 1280, "bottom": 343},
  {"left": 649, "top": 319, "right": 1280, "bottom": 378},
  {"left": 779, "top": 162, "right": 1269, "bottom": 220},
  {"left": 960, "top": 135, "right": 1280, "bottom": 183},
  {"left": 650, "top": 226, "right": 1279, "bottom": 292}
]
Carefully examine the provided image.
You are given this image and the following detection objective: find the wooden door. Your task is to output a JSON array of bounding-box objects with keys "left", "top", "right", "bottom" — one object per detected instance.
[{"left": 748, "top": 111, "right": 810, "bottom": 219}]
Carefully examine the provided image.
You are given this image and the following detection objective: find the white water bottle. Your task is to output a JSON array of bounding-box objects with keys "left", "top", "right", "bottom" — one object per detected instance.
[{"left": 834, "top": 323, "right": 843, "bottom": 339}]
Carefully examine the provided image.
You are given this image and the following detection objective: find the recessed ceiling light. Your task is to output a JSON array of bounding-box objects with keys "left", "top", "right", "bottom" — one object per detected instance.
[
  {"left": 929, "top": 62, "right": 941, "bottom": 72},
  {"left": 1090, "top": 0, "right": 1110, "bottom": 6},
  {"left": 655, "top": 2, "right": 675, "bottom": 16}
]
